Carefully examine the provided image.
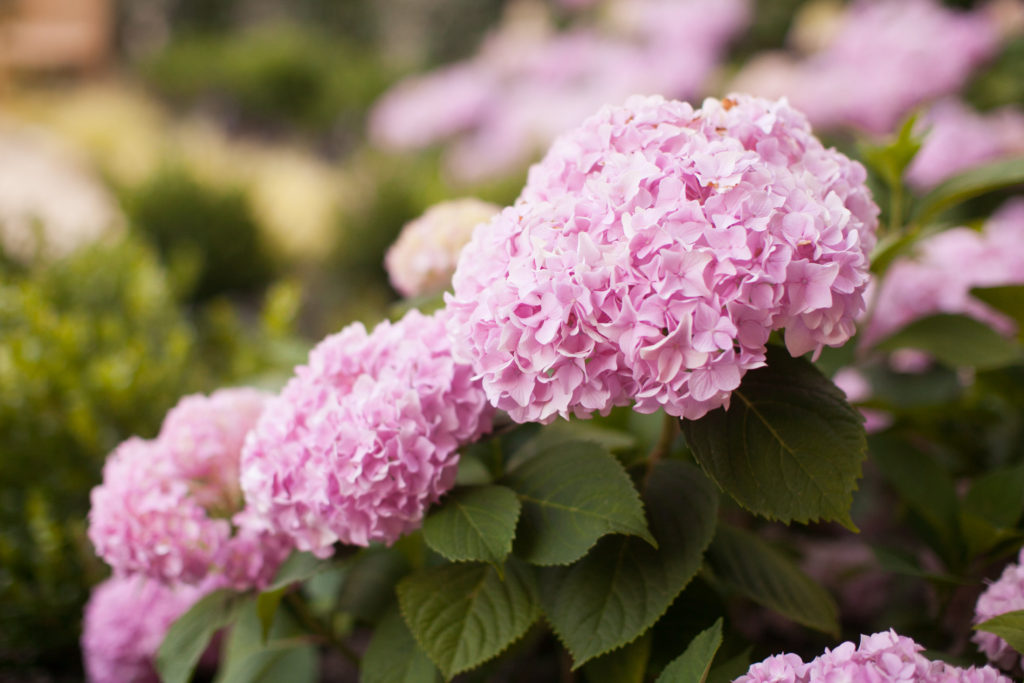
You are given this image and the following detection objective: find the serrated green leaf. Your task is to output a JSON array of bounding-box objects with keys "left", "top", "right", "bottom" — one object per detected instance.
[
  {"left": 705, "top": 647, "right": 752, "bottom": 683},
  {"left": 965, "top": 464, "right": 1024, "bottom": 530},
  {"left": 397, "top": 558, "right": 541, "bottom": 680},
  {"left": 157, "top": 588, "right": 245, "bottom": 683},
  {"left": 682, "top": 345, "right": 866, "bottom": 529},
  {"left": 423, "top": 485, "right": 521, "bottom": 564},
  {"left": 874, "top": 313, "right": 1022, "bottom": 370},
  {"left": 256, "top": 587, "right": 287, "bottom": 643},
  {"left": 972, "top": 285, "right": 1024, "bottom": 340},
  {"left": 336, "top": 546, "right": 410, "bottom": 622},
  {"left": 656, "top": 618, "right": 722, "bottom": 683},
  {"left": 267, "top": 551, "right": 328, "bottom": 592},
  {"left": 974, "top": 610, "right": 1024, "bottom": 655},
  {"left": 214, "top": 597, "right": 317, "bottom": 683},
  {"left": 912, "top": 156, "right": 1024, "bottom": 227},
  {"left": 362, "top": 608, "right": 441, "bottom": 683},
  {"left": 869, "top": 433, "right": 963, "bottom": 568},
  {"left": 502, "top": 437, "right": 654, "bottom": 565},
  {"left": 583, "top": 631, "right": 652, "bottom": 683},
  {"left": 707, "top": 524, "right": 839, "bottom": 636},
  {"left": 540, "top": 461, "right": 719, "bottom": 668}
]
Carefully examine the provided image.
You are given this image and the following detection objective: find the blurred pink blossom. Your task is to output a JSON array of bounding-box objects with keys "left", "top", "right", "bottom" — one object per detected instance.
[
  {"left": 908, "top": 100, "right": 1024, "bottom": 191},
  {"left": 731, "top": 0, "right": 999, "bottom": 134},
  {"left": 974, "top": 548, "right": 1024, "bottom": 671}
]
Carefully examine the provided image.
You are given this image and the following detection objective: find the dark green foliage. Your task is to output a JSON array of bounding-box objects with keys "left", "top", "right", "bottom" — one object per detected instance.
[
  {"left": 141, "top": 24, "right": 395, "bottom": 138},
  {"left": 0, "top": 238, "right": 201, "bottom": 674},
  {"left": 123, "top": 166, "right": 275, "bottom": 301}
]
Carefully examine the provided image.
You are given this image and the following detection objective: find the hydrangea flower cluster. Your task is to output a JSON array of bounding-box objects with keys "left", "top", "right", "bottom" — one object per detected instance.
[
  {"left": 730, "top": 0, "right": 999, "bottom": 134},
  {"left": 862, "top": 199, "right": 1024, "bottom": 349},
  {"left": 370, "top": 0, "right": 749, "bottom": 182},
  {"left": 907, "top": 100, "right": 1024, "bottom": 191},
  {"left": 81, "top": 574, "right": 212, "bottom": 683},
  {"left": 446, "top": 94, "right": 878, "bottom": 423},
  {"left": 737, "top": 630, "right": 1011, "bottom": 682},
  {"left": 974, "top": 548, "right": 1024, "bottom": 671},
  {"left": 385, "top": 198, "right": 501, "bottom": 298},
  {"left": 88, "top": 388, "right": 291, "bottom": 589},
  {"left": 240, "top": 309, "right": 494, "bottom": 556}
]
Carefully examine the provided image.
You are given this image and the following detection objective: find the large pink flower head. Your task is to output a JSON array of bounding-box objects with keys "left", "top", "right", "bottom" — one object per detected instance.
[
  {"left": 737, "top": 630, "right": 1011, "bottom": 682},
  {"left": 240, "top": 308, "right": 494, "bottom": 556},
  {"left": 446, "top": 94, "right": 878, "bottom": 423},
  {"left": 974, "top": 548, "right": 1024, "bottom": 671},
  {"left": 862, "top": 198, "right": 1024, "bottom": 349},
  {"left": 88, "top": 388, "right": 291, "bottom": 589},
  {"left": 81, "top": 574, "right": 211, "bottom": 683}
]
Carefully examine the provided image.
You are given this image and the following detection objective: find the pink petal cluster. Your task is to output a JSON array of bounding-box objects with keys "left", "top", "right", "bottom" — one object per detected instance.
[
  {"left": 385, "top": 198, "right": 501, "bottom": 298},
  {"left": 731, "top": 0, "right": 999, "bottom": 134},
  {"left": 369, "top": 0, "right": 749, "bottom": 182},
  {"left": 907, "top": 100, "right": 1024, "bottom": 191},
  {"left": 446, "top": 94, "right": 878, "bottom": 423},
  {"left": 862, "top": 199, "right": 1024, "bottom": 349},
  {"left": 737, "top": 630, "right": 1011, "bottom": 682},
  {"left": 240, "top": 309, "right": 494, "bottom": 556},
  {"left": 88, "top": 388, "right": 292, "bottom": 589},
  {"left": 974, "top": 548, "right": 1024, "bottom": 671},
  {"left": 81, "top": 574, "right": 211, "bottom": 683}
]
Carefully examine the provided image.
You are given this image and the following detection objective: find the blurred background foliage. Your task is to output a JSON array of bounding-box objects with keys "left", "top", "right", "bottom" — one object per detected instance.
[{"left": 0, "top": 0, "right": 1021, "bottom": 679}]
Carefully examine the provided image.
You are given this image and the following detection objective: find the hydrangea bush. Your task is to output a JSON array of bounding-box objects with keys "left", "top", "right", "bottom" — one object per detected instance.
[{"left": 74, "top": 71, "right": 1024, "bottom": 682}]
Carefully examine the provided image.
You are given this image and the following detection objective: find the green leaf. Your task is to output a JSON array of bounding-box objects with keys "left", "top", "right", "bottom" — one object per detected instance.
[
  {"left": 874, "top": 313, "right": 1022, "bottom": 370},
  {"left": 582, "top": 631, "right": 652, "bottom": 683},
  {"left": 267, "top": 551, "right": 328, "bottom": 591},
  {"left": 707, "top": 524, "right": 839, "bottom": 636},
  {"left": 974, "top": 610, "right": 1024, "bottom": 655},
  {"left": 397, "top": 558, "right": 541, "bottom": 680},
  {"left": 540, "top": 461, "right": 719, "bottom": 668},
  {"left": 423, "top": 485, "right": 521, "bottom": 564},
  {"left": 912, "top": 156, "right": 1024, "bottom": 227},
  {"left": 256, "top": 587, "right": 287, "bottom": 643},
  {"left": 964, "top": 464, "right": 1024, "bottom": 530},
  {"left": 214, "top": 597, "right": 317, "bottom": 683},
  {"left": 859, "top": 114, "right": 922, "bottom": 188},
  {"left": 502, "top": 437, "right": 654, "bottom": 565},
  {"left": 157, "top": 588, "right": 245, "bottom": 683},
  {"left": 869, "top": 433, "right": 963, "bottom": 567},
  {"left": 706, "top": 647, "right": 752, "bottom": 683},
  {"left": 972, "top": 285, "right": 1024, "bottom": 340},
  {"left": 336, "top": 546, "right": 411, "bottom": 622},
  {"left": 682, "top": 345, "right": 866, "bottom": 529},
  {"left": 362, "top": 608, "right": 441, "bottom": 683},
  {"left": 656, "top": 618, "right": 723, "bottom": 683}
]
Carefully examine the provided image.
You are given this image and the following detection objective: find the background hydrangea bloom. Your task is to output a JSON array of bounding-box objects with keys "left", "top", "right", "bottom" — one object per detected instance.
[
  {"left": 385, "top": 198, "right": 501, "bottom": 298},
  {"left": 446, "top": 94, "right": 877, "bottom": 423},
  {"left": 88, "top": 388, "right": 291, "bottom": 589},
  {"left": 81, "top": 574, "right": 211, "bottom": 683},
  {"left": 370, "top": 0, "right": 749, "bottom": 182},
  {"left": 862, "top": 199, "right": 1024, "bottom": 349},
  {"left": 737, "top": 630, "right": 1011, "bottom": 682},
  {"left": 907, "top": 100, "right": 1024, "bottom": 191},
  {"left": 974, "top": 548, "right": 1024, "bottom": 671},
  {"left": 240, "top": 309, "right": 494, "bottom": 556},
  {"left": 731, "top": 0, "right": 999, "bottom": 134}
]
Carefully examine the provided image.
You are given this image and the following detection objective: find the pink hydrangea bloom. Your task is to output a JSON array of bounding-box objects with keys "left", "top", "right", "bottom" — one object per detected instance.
[
  {"left": 370, "top": 0, "right": 749, "bottom": 183},
  {"left": 974, "top": 548, "right": 1024, "bottom": 670},
  {"left": 88, "top": 388, "right": 291, "bottom": 589},
  {"left": 737, "top": 630, "right": 1011, "bottom": 682},
  {"left": 908, "top": 100, "right": 1024, "bottom": 191},
  {"left": 240, "top": 309, "right": 494, "bottom": 556},
  {"left": 862, "top": 199, "right": 1024, "bottom": 349},
  {"left": 731, "top": 0, "right": 999, "bottom": 134},
  {"left": 446, "top": 94, "right": 878, "bottom": 423},
  {"left": 385, "top": 198, "right": 501, "bottom": 298},
  {"left": 81, "top": 574, "right": 211, "bottom": 683}
]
